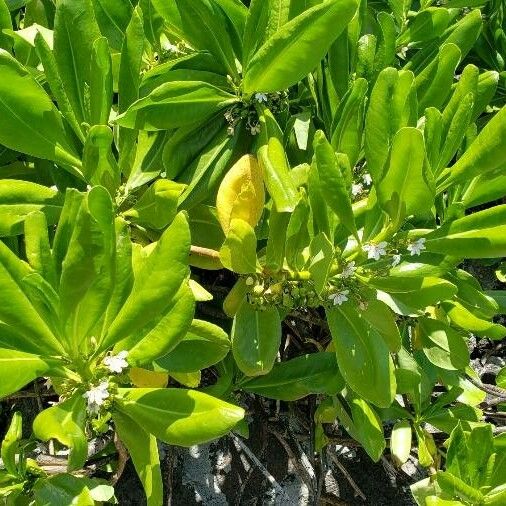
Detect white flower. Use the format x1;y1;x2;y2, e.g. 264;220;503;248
86;184;92;191
352;183;363;196
362;173;372;186
245;276;255;286
391;254;401;267
340;261;356;279
407;238;426;256
103;351;129;374
329;290;349;306
255;93;268;103
83;381;109;414
363;241;388;261
249;123;261;135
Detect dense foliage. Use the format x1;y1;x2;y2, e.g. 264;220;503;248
0;0;505;504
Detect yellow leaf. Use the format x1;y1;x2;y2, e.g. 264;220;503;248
171;371;201;388
216;154;264;234
129;367;168;388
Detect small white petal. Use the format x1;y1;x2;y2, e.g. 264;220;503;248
352;183;363;196
391;254;401;267
362;173;372;186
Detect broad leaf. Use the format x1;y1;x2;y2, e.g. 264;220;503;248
0;50;81;167
243;0;358;94
115;388;244;446
327;305;396;407
232;304;281;376
242;352;344;400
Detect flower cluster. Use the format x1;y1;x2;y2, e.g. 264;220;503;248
362;238;426;265
82;351;129;415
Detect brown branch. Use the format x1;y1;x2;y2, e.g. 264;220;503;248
466;375;506;400
111;434;129;485
327;447;366;502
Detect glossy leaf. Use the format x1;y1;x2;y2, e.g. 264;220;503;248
232;304;281;376
313;130;357;238
0;50;81;167
0;180;63;237
53;0;102;125
220;218;258;274
327;305;396;407
114;410;163;506
116;81;237;131
0;349;55;399
154;319;230;373
115;388;244;446
242;352;344;401
243;0;358;94
376;127;434;226
33;393;87;471
425;205;506;258
102;212;191;350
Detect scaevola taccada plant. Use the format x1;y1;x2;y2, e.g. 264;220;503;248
0;0;505;504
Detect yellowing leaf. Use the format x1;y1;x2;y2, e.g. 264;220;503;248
129;367;168;388
216;154;264;234
171;371;201;388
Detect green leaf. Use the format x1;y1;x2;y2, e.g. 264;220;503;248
330;78;368;167
171;0;239;78
123;180;184;230
33;393;87;471
118;4;144;176
438;106;506;190
232;304;281;376
369;276;458;312
0;180;63;237
425;204;506;259
243;0;358;94
390;420;412;466
0;49;81;167
361;299;401;352
415;43;461;112
115;388;244;446
348;395;386;462
91;0;134;51
1;412;22;476
397;8;450;46
34;31;85;144
102;212;191;350
257;106;299;212
436;471;484;504
58;187;115;352
82;126;121;195
265;209;290;272
0;349;54;399
365;68;417;182
0;242;62;355
118;282;195;366
220;218;258;274
116;81;238;131
242;352;344;401
418;317;470;371
113;410;163;506
326;305;396;407
441;301;506;340
53;0;102;126
376;127;434;226
284;192;310;271
154;319;230;373
89;36;113;127
313;130;357;238
308;232;334;294
34;475;115;505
